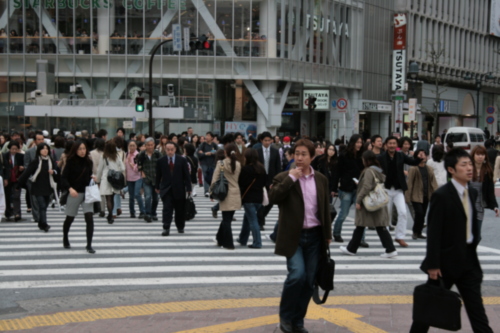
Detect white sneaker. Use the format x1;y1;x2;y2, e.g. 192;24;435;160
192;193;197;197
380;251;398;258
205;192;209;197
212;237;219;246
339;246;355;256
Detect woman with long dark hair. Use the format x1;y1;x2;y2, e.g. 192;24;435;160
315;143;338;201
211;143;241;250
237;148;267;248
18;143;59;232
61;141;96;253
96;140;125;224
331;134;367;246
340;150;397;257
471;145;499;236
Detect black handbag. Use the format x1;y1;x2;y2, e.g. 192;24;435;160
412;278;462;331
312;247;335;305
185;195;197;221
210;161;228;201
105;158;126;190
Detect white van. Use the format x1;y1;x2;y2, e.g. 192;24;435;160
444;127;486;152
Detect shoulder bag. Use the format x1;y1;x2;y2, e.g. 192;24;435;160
362;168;389;212
105;158;126;190
184;194;197;221
210;161;228;201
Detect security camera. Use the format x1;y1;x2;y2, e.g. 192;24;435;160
31;90;42;98
76;84;82;89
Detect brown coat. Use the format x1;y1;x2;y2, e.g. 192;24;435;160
405;165;438;203
211;158;242;211
269;170;332;257
355;166;389;228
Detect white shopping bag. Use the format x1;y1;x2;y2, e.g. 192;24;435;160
85;179;101;204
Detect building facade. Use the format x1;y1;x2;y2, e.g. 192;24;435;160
0;0;364;140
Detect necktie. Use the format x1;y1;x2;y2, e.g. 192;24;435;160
462;188;471;241
169;158;174;173
265;148;270;174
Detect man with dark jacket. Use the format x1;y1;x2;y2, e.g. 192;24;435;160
269;139;331;333
257;131;281;229
410;148;493;332
485;139;498;169
197;132;218;197
377;136;421;247
24;132;45;223
155;142;191;236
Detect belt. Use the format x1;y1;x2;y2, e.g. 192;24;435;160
301;226;321;233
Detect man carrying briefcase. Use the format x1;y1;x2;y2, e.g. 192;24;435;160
410;148;493;332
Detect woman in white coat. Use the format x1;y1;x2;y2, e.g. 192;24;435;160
96;140;125;224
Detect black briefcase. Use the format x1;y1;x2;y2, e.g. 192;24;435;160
412;279;462;331
312;247;335;305
185;195;197;221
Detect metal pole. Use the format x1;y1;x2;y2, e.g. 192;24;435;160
476;80;480;129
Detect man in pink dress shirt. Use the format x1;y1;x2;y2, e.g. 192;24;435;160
269;139;332;333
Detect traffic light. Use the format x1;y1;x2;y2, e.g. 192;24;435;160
203;40;213;50
308;96;317;111
135;97;145;112
197;34;207;50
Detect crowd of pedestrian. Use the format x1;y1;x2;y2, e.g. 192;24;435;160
0;126;498;332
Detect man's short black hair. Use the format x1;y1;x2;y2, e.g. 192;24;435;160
116;127;125;134
234;132;243;139
384;136;399;144
444;148;471;174
399;136;413;149
96;129;108;138
205;131;214;138
261;131;273;140
129;132;136;140
371;134;382;143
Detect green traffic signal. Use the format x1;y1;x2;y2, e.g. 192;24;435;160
135;97;145;112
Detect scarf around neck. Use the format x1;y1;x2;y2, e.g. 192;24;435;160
31;156;57;190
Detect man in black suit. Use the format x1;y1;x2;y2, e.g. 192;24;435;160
410;148;493;332
377;136;421;247
155;142;192;236
257;131;281;229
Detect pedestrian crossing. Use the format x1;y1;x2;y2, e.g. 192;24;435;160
0;193;500;291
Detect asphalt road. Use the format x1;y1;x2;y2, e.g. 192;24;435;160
0;192;499;320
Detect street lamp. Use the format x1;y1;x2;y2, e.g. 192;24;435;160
463;72;495;128
407;61;419;138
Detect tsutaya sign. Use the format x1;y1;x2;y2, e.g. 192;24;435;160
288;12;350;38
13;0;186;10
392;13;407;91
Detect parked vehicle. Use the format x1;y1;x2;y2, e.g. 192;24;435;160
444;127;486;152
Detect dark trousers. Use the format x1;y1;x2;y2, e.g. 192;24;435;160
410;248;492;333
347;226;395;254
216;211;235;249
35;195;50;229
258;203;273;227
280;227;321;328
161;192;186;231
5;183;21;218
412;199;429;235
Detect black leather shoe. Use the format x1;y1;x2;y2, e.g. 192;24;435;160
130;213;136;218
212;210;217;219
292;326;309;333
359;241;369;248
86;246;96;254
260;226;265;231
178;229;184;234
43;225;51;232
162;230;170;236
279;318;294;333
14;215;21;222
152;216;158;221
144;215;152;223
99;212;105;218
107;216;114;224
63;240;71;249
333;235;343;243
248;245;261;249
138;213;145;219
389;226;395;231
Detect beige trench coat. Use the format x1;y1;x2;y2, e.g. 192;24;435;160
211;158;241;211
354;166;390;228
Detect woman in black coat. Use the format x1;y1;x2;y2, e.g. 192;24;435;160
237;148;267;248
18;143;59;232
2;141;24;221
315;143;338;201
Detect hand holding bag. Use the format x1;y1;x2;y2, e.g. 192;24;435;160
85;179;101;204
362;169;389;212
313;247;335;305
413;278;462;331
210;161;228;201
185;194;197;221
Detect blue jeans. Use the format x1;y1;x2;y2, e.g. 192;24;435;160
143;182;159;217
127;180;145;215
201;163;214;193
239;203;262;247
112;191;123;215
280;227;321;327
333;190;356;237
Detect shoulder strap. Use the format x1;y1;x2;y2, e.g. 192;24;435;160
368;168;379;183
241;178;257;200
105;157;109;166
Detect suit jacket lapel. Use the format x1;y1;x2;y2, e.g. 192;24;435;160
447;182;466;220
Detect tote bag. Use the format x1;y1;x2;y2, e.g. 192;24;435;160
85;179;101;204
362;169;389;212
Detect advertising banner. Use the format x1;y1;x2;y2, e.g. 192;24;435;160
393;14;407;50
303;90;330;110
408;98;417;122
224;122;257;140
392;13;407;91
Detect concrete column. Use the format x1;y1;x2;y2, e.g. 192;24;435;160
259;0;277;58
97;4;115;55
256;80;282;133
